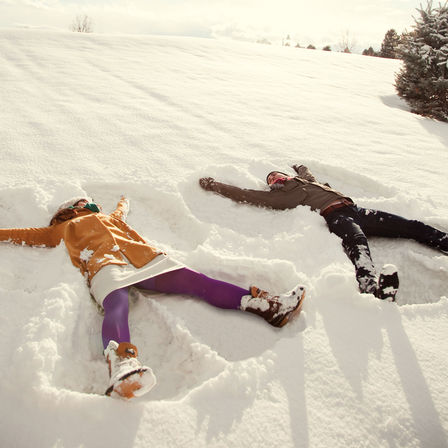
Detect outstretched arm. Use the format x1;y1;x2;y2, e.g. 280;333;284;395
110;196;130;221
199;177;290;209
0;226;58;247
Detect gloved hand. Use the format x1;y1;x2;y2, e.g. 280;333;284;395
199;177;217;191
120;195;130;212
291;164;303;175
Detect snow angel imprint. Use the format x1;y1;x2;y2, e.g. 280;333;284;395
0;196;306;399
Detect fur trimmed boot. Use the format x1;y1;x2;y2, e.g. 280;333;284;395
104;340;156;399
240;284;306;327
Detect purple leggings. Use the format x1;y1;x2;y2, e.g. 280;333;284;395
102;267;249;349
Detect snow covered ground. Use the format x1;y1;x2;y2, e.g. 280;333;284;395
0;29;447;448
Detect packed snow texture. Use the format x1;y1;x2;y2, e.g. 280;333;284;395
0;29;447;448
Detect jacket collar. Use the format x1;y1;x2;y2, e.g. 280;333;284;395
50;207;94;226
270;177;301;192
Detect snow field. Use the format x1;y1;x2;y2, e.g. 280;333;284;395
0;29;447;447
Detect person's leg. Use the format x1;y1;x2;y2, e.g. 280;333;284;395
135;267;306;327
102;286;156;399
102;287;131;350
134;268;249;310
357;206;448;252
325;208;377;293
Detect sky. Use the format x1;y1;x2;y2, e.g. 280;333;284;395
0;0;426;51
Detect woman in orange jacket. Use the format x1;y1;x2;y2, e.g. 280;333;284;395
0;196;305;400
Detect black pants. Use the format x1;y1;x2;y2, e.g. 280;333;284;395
324;205;448;292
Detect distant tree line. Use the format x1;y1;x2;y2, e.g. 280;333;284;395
257;34;335;52
258;30;355;53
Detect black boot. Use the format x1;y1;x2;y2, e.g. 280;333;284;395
375;264;399;302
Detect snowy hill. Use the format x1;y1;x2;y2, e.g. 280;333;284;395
0;29;447;448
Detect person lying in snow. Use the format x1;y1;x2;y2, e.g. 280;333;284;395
0;196;305;400
199;165;448;302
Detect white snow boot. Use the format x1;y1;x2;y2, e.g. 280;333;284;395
104;340;156;399
240;284;306;327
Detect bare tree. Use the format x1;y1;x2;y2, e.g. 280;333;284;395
71;15;93;33
338;30;356;53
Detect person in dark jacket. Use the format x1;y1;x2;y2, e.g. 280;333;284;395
199;165;448;302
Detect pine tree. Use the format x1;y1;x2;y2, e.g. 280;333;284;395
395;1;448;121
362;46;377;56
380;29;400;58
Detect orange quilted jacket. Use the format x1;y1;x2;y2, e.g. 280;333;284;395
0;198;162;282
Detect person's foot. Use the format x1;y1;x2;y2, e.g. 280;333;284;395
240;284;306;327
104;341;156;399
375;264;399;302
